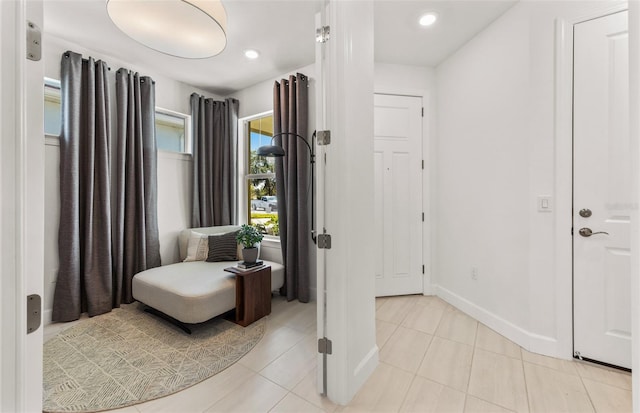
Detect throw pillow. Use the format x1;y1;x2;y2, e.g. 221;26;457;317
206;231;239;262
183;232;209;262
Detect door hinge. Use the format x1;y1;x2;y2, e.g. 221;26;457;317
318;337;333;354
422;160;424;170
27;294;41;334
422;212;425;222
318;233;332;249
26;21;42;61
422;265;425;274
571;227;574;236
316;26;330;43
317;130;331;146
421;107;424;117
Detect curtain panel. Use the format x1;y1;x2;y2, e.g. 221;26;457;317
53;51;113;321
53;51;161;322
274;73;311;302
113;69;161;305
190;94;239;227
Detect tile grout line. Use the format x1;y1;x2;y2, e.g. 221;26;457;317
395;306;442;411
521;347;533;413
385;297;434;413
576;370;601;413
463;319;480;394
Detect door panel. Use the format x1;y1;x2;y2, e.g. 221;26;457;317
374;94;422;297
573;10;631;369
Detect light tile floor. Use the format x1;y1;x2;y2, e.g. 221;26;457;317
44;294;632;413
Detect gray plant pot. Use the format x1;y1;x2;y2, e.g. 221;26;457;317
242;247;259;264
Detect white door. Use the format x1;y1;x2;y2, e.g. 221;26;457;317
374;94;423;297
573;10;631;369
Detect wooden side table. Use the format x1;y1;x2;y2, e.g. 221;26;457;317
224;265;272;327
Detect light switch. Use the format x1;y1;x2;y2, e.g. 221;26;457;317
538;196;552;212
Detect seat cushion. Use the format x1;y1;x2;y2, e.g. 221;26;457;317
132;260;285;324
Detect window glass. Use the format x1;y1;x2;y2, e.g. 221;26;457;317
156;109;189;153
246;115;277;235
44;79;61;136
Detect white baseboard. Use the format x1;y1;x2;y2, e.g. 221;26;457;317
435;285;565;359
43;309;53;326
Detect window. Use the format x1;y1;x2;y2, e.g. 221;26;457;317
44;78;61;136
156;108;190;153
244;113;278;236
42;77;191;154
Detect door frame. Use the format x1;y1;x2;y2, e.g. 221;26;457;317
373;88;432;296
1;0;45;411
554;0;632;389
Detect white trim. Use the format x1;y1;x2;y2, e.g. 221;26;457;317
45;135;60;146
436;285;563;358
554;1;629;362
1;2;20;409
553;16;575;364
627;3;640;410
15;3;29;409
374;87;433;297
157;149;192;162
44;77;60;89
237;110;276;228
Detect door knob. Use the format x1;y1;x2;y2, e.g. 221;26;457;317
578;227;609;237
579;209;592;218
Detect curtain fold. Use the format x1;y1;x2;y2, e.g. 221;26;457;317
274;73;310;302
113;69;161;305
53;51;113;321
53;51;162;322
191;94;239;227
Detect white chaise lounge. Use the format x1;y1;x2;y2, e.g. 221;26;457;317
132;225;284;331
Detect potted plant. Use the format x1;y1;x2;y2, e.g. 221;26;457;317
236;224;264;263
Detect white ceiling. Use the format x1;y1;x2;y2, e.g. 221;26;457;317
43;0;517;96
375;0;517;67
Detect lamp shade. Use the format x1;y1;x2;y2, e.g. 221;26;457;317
106;0;227;59
257;145;286;157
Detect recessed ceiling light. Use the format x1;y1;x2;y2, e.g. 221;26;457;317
419;13;438;27
244;49;260;59
107;0;227;59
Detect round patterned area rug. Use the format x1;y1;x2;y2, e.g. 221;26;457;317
43;303;266;412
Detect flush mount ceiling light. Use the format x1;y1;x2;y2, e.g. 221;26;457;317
244;49;260;59
106;0;227;59
419;13;438;27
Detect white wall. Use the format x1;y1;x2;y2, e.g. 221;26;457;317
43;35;219;113
434;0;626;358
43;34;221;323
374;62;434;94
231;63;315;119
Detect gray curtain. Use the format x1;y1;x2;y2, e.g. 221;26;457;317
53;51;113;321
191;94;239;227
274;73;311;302
113;69;161;305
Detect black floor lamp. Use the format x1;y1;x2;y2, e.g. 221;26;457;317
257;131;317;243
